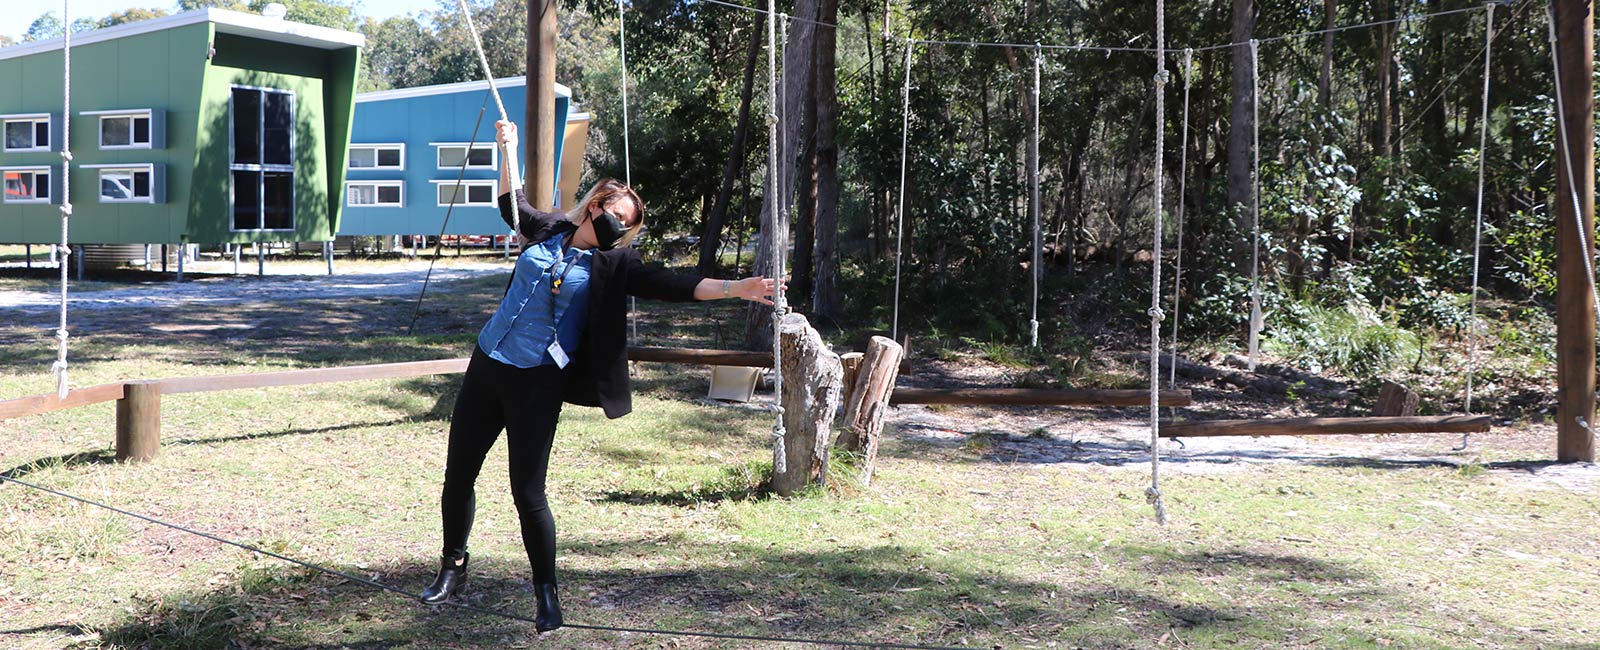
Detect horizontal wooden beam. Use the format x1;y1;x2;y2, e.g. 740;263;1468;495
1160;415;1492;438
158;358;471;395
627;346;774;368
890;388;1191;407
0;382;125;421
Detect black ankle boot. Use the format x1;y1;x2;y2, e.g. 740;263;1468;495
534;583;563;632
420;552;469;605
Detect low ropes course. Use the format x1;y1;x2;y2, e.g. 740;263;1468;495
0;473;979;650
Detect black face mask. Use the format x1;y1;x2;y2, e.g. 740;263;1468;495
592;210;628;251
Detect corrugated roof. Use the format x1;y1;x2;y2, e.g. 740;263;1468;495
0;8;363;62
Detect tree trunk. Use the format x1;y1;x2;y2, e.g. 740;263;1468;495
747;0;819;349
813;0;843;324
1227;0;1257;255
1375;0;1394;160
700;15;765;276
793;31;821;310
1319;0;1335;107
771;313;843;496
836;336;903;485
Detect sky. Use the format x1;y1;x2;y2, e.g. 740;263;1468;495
2;0;441;42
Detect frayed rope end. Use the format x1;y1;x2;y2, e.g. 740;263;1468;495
1146;486;1168;526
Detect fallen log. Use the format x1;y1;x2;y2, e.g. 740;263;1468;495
1160;415;1491;438
890;388;1191;407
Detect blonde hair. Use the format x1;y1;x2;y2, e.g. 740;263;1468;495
566;178;645;248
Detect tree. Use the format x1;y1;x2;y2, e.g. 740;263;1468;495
811;0;842;323
1226;0;1257;254
360;15;440;91
98;8;169;28
24;12;64;41
699;14;765;276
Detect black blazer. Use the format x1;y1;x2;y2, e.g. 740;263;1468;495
498;190;704;419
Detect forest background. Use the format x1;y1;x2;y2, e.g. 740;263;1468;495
8;0;1597;418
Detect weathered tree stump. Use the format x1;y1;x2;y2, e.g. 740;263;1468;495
1373;380;1419;417
771;313;843;497
836;336;903;485
840;352;864;404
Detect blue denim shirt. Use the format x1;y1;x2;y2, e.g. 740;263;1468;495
477;233;593;368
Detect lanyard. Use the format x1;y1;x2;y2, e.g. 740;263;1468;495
548;233;582;296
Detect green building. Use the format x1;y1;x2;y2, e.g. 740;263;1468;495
0;8;363;246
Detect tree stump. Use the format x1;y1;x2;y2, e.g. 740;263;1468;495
1373;380;1419;417
771;313;843;497
840;352;864;405
836;336;903;485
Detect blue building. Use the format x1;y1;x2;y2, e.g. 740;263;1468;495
339;77;590;237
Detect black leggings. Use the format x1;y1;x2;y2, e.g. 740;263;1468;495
439;346;567;584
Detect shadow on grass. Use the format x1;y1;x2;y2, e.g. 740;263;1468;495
0;450;117;481
78;533;1466;650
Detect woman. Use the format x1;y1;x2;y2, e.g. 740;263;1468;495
420;120;779;632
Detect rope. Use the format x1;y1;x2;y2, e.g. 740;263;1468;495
1029;44;1041;348
1145;0;1169;526
617;0;639;345
409;96;491;336
52;0;73;400
1245;38;1262;372
456;0;521;188
1460;3;1495;450
1167;48;1193;390
766;0;787;474
891;38;912;342
0;473;980;650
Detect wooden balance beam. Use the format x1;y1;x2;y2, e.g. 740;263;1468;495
891;387;1191;407
1159;415;1491;438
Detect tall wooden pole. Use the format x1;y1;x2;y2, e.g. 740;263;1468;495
1554;0;1595;463
526;0;558;210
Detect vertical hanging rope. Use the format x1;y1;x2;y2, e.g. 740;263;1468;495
52;0;74;400
1146;0;1169;526
617;0;639;344
891;38;912;342
766;0;787;474
1246;38;1262;372
1168;48;1193;390
1029;44;1042;348
1461;3;1495;449
456;0;520;187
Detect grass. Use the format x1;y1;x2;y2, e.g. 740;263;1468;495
2;267;1598;649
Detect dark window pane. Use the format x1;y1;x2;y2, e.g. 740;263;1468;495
102;117;131;147
466;146;492;167
134;171;150;198
468;185;492;203
378;185;401;204
264;92;292;165
36;172;50;200
232;170;260;230
35;121;48;148
377;148;400;167
5;122;30;148
262;172;294;230
233;89;260;164
133;117;150;144
349;148;375;168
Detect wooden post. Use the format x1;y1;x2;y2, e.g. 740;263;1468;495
839;352;864;405
526;0;558;210
771;313;843;497
837;336;903;485
1372;380;1418;417
115;381;161;462
1554;0;1595;462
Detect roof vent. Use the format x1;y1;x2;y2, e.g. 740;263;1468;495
261;3;288;19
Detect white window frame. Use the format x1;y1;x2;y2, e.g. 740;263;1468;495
348;143;405;171
431;142;496;170
82;163;163;204
431;179;498;207
229;85;297;233
2;114;52;152
0;165;53;204
347;180;405;208
84;109;155;150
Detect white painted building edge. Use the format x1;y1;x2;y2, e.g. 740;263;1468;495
0;8;364;62
355;77;574;104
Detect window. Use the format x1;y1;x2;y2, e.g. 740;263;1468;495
90;110;156;149
84;164;164;203
434;180;496;206
230;87;295;231
1;167;52;203
2;114;51;152
434;143;494;169
349;144;404;170
348;181;404;207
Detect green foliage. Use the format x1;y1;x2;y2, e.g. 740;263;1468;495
1265;299;1422;378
